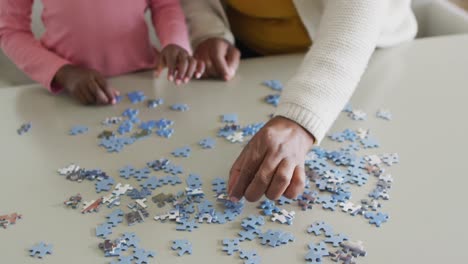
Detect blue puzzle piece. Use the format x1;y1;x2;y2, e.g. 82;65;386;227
117;120;133;135
186;173;202;188
221;114;238;123
127;91;146;104
69;125;88;135
147;98;164;108
155;118;174;129
211;178;226;194
140;176;161;189
127;187;152;200
277;196;293;205
364;212;389;227
265;94;280;107
238;229;260;241
199;137;216;149
176;219;198;232
132;248;155;264
342;103;353;113
172;146;192;158
197;200;214;214
160;175;182;185
121;232;140;248
259;229;283;247
17;122;32;135
106;209;124;227
361;136;380;149
222;239;240;255
240;249;261;264
305;242;329;263
172;240;192;256
171;103;189;111
111;255;133;264
96;223;113;238
29;242;53;258
139;120;158;130
119;165;135;179
241;215;265;230
96;177;115;193
164;164;183;175
307;221;334;237
324;233;349;247
147;158;170;171
133;168;150;181
122;108;139;119
156;128;174;138
242;122;265;136
263;79;283;91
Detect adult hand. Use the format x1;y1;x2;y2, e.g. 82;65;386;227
155;44;205;85
193;38;240;81
228;116;315;202
54;65;119;105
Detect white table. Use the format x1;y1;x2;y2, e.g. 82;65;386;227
1;34;467;264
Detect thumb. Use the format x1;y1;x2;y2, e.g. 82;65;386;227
225;46;240;80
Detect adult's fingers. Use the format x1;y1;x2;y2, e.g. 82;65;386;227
195;61;205;79
244;152;283;202
230;146;267;202
283;166;306;199
225;46;241;80
265;159;295;200
182;57;197;83
211;51;230;80
228;144;250;195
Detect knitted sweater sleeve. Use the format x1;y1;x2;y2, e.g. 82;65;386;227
274;0;386;144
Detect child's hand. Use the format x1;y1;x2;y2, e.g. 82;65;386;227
155;44;205;85
54;65;119;105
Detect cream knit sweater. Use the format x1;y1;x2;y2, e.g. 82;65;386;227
181;0;418;143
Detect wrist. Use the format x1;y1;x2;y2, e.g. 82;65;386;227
53;64;73;87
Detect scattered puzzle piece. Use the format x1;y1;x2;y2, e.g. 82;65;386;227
29;242;53;259
69;125;88;135
172;239;192;256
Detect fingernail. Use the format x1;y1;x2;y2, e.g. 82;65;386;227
184;77;189;83
169;75;174;82
230;196;239;203
195;73;201;79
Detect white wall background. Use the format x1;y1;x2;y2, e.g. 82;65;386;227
1;0;467;87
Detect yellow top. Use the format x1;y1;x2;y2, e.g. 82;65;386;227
226;0;312;55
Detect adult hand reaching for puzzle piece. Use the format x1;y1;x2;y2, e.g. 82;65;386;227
228;116;315;202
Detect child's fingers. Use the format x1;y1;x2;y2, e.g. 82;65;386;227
183;57;198;83
89;81;107;105
74;88;88;105
175;53;189;85
94;75;114;104
195;61;206;79
166;53;177;82
112;88;120;96
81;85;95;104
154;55;166;78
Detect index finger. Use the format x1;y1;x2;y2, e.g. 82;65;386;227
210;49;230;80
229;146;266;202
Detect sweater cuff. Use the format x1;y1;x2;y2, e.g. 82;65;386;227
274;102;328;145
192;31;235;49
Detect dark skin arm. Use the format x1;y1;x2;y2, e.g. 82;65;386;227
53;65;119;105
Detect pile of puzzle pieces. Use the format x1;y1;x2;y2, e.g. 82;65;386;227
14;81;398;263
